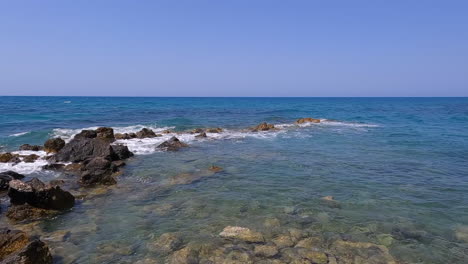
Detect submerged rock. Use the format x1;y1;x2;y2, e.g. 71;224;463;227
208;165;223;172
147;233;184;254
43;138;65;153
6;204;57;222
296;117;321;124
219;226;265;243
136;128;157;139
0;171;25;191
169;246;199;264
0;228;53;264
254;244;278;257
454;225;468;242
19;144;43;151
252;122;275;132
157;137;188;151
331;240;396;264
80;157;116;186
272;234;295;249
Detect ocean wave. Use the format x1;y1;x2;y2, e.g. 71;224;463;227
0;150;50;174
9;131;29;137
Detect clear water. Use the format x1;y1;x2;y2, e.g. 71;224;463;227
1;97;468;263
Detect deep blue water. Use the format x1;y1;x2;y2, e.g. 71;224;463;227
1;96;468;263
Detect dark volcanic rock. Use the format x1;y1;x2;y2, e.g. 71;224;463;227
22;154;39;163
43;138;65;153
8;178;75;210
111;144;134;160
0;228;52;264
42;163;65;171
96;127;115;142
115;132;137;140
157;137;189;151
19;144;43;151
252;122;275;132
80;157;116;186
0;171;25;191
136;128;157;139
54;138;115;163
74;130;97;139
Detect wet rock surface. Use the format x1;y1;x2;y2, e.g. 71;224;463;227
43;138;65;153
54;137;115;163
0;228;52;264
80;157;116;185
157;136;189;151
296;117;321;124
252;122;276;132
136;128;157;139
19;144;43;151
0;171;25;191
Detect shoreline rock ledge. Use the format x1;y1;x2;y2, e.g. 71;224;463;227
0;228;53;264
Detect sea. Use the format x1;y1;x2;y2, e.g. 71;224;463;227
0;96;467;263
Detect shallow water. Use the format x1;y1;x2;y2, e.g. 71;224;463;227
1;97;468;263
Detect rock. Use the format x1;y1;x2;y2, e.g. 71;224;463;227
54;137;115;163
296;118;321;124
252;122;275;132
112;160;126;168
96;127;115;142
8;178;75;210
8;180;33;205
454;225;468;242
115;132;138;140
206;128;223;133
208;165;223;172
254;244;278;257
6;205;57;222
147;233;183;254
162;130;172;134
111;144;133;160
74;130;97;139
64;163;83;172
25;178;75;210
195;132;207;138
219;226;265;243
376;234;394;247
19;144;43;151
43;138;65;153
80;157;116;185
169;246;199;264
295;248;328;264
263;218;281;229
0;229;53;264
295;237;322;249
22;154;39;163
331;240;396;264
320;196;341;209
0;171;25;191
190;128;205;134
41;163;65;171
136;128;157;139
0;153;15;163
272;234;295;249
157;137;188;151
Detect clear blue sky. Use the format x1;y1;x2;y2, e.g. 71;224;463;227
1;0;467;96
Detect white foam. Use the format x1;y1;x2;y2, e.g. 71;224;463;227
0;150;49;174
9;131;29;137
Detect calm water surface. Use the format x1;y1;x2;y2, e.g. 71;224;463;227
0;97;467;263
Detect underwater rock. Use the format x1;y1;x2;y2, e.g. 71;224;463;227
331;240;396;264
254;244;278;257
0;228;52;264
147;232;184;254
320;196;341;209
0;171;25;191
157;136;189;151
208;165;223;172
6;205;57;222
169;246;199;264
252;122;275;132
43;138;65;153
454;225;468;242
296;117;321;124
80;157;116;185
19;144;43;151
74;130;97;139
195;132;207;138
96;127;115;142
272;234;295;249
219;226;265;243
136;128;157;139
294;237;323;249
111;144;134;160
263;218;281;229
206;128;223;133
8;178;75;210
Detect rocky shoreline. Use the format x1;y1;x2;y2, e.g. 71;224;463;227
0;117;402;264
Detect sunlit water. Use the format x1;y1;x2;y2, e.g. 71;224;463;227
1;97;468;263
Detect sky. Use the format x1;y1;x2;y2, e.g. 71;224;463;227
0;0;467;97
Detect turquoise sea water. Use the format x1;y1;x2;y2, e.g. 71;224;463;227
1;97;468;263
